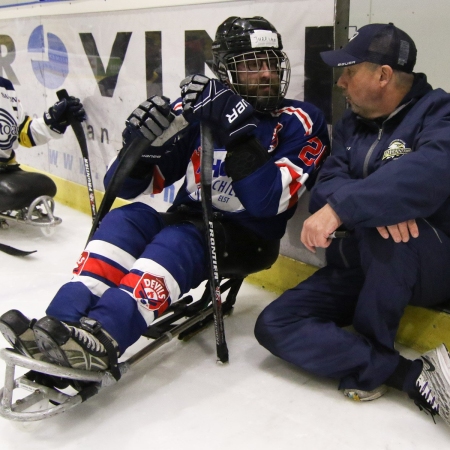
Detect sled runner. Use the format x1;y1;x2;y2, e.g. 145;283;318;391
0;259;277;421
0;121;281;421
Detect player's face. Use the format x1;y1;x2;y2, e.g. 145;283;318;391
235;52;281;100
337;63;383;119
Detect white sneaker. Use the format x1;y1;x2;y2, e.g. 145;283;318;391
412;343;450;427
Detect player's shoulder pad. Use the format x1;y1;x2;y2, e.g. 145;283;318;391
0;76;14;91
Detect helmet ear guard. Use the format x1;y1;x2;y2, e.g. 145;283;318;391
211;16;291;112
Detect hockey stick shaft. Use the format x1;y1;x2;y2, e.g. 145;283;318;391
86;138;150;243
56;89;97;221
0;242;36;257
86;114;189;242
200;123;229;363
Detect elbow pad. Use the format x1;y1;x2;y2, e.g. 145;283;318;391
225;135;270;181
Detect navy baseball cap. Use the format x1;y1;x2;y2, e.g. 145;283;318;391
320;23;417;73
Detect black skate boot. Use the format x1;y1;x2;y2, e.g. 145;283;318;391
0;309;40;358
33;316;120;376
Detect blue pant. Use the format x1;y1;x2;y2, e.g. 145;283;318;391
255;220;450;391
47;202;278;354
47;203;209;353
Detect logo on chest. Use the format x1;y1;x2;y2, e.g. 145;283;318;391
382;139;412;160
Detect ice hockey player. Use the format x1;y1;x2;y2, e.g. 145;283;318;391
0;16;329;382
255;23;450;428
0;76;85;171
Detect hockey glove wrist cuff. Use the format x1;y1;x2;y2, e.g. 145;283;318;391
225;135;270;181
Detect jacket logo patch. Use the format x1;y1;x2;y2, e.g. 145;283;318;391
382;139;412;160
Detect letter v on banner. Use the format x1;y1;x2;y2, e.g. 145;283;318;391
79;32;132;98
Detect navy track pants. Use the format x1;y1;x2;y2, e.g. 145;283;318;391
255;220;450;391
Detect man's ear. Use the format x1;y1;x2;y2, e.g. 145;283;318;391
379;65;394;87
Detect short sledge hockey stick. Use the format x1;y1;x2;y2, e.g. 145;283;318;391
85;137;150;243
56;89;97;222
0;242;36;257
86;114;189;242
200;123;229;364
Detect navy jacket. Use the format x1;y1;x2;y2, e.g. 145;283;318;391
311;73;450;237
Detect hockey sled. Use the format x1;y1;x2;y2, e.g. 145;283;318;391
0;168;61;233
0;240;279;422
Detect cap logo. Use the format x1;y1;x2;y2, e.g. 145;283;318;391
337;61;356;66
250;30;279;48
398;40;410;66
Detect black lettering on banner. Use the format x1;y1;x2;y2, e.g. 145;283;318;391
86;124;94;140
185;30;213;77
101;127;109;144
145;31;162;98
80;32;132;98
0;35;19;84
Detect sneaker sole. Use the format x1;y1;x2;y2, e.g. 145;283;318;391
344;385;388;402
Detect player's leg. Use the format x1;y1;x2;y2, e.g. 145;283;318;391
33;223;209;371
1;202;164;358
46;202;165;322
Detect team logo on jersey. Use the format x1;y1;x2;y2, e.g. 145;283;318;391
269;123;283;152
0;109;18;151
382;139;412;160
134;272;170;313
73;251;89;275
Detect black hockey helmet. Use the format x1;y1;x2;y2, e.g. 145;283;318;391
211;16;291;112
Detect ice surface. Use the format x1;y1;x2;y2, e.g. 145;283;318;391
0;203;448;448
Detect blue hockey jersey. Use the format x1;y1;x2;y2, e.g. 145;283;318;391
106;97;330;240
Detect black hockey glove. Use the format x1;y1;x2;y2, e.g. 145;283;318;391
43;97;86;134
180;75;259;145
122;95;174;149
120;96;175;179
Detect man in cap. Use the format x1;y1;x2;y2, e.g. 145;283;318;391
255;23;450;428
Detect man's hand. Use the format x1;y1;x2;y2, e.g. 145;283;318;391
376;219;419;243
301;204;343;253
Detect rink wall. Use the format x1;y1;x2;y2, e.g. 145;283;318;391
5;0;450;354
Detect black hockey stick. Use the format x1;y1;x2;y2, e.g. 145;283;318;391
56;89;97;222
86;114;189;242
0;242;36;257
200;123;229;364
86;137;150;243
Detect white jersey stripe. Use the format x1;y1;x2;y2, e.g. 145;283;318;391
85;239;136;270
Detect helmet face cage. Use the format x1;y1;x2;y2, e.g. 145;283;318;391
221;50;290;113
